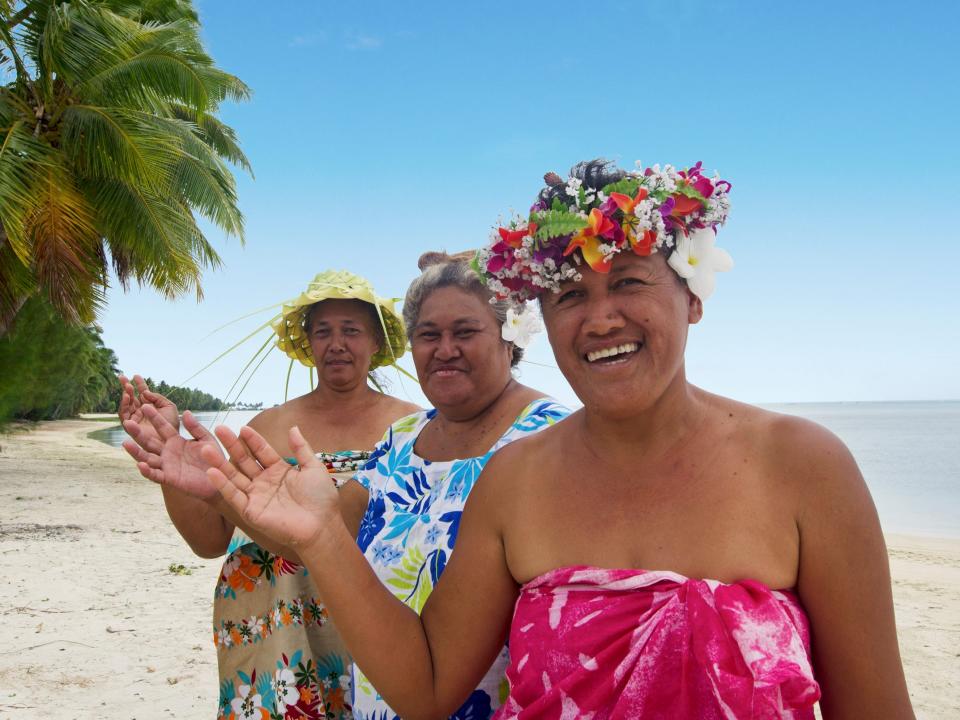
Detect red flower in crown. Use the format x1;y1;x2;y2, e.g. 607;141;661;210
497;222;537;249
564;208;622;272
631;229;657;257
608;187;649;215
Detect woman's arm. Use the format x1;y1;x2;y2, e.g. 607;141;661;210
208;426;519;720
203;424;370;557
125;404;368;560
787;420;914;719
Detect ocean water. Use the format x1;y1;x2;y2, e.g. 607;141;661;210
89;408;261;448
91;401;960;538
760;401;960;538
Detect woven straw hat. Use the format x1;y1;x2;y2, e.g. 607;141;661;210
271;269;406;370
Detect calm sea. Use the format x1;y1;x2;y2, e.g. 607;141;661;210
90;401;960;538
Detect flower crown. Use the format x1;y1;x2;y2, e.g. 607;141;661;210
475;160;733;304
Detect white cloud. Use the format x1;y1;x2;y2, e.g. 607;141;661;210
289;31;325;48
345;32;382;50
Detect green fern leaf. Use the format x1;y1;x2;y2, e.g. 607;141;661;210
602;178;642;197
532;210;587;240
673;183;707;204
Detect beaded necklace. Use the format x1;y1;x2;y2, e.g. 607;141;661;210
283;449;372;476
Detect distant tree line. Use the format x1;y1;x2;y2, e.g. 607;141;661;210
0;296;227;426
140;378;229;413
228;401;264;410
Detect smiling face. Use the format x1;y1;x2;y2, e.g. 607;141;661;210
306;299;382;391
410;286;514;420
540;252;703;418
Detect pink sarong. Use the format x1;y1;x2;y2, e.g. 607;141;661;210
496;566;820;719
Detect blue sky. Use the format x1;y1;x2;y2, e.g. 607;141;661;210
100;0;960;409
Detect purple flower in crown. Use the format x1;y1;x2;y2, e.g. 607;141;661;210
598;196;619;215
659;196;676;230
601;210;626;246
485;251;509;274
533;240;566;268
679;161;716;198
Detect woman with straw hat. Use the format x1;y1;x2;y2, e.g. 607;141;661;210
119;269;419;720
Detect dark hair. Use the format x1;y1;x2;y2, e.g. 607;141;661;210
536;158;626;209
303;300;386;348
404;252;524;367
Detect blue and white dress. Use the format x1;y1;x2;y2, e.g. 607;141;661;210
351;398;570;720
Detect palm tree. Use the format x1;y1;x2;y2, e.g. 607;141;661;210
0;0;251;335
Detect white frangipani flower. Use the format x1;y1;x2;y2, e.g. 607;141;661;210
501;307;542;349
273;668;299;710
667;228;734;300
230;684;264;720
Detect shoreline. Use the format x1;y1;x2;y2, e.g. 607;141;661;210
1;419;958;718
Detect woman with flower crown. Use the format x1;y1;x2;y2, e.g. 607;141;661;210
124;256;569;719
203;159;915;719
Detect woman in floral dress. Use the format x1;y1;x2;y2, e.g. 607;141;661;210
344;254;568;717
120;270;419;720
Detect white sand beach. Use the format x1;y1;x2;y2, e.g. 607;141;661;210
0;420;957;719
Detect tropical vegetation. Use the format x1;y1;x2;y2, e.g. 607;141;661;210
137;375;227;412
0;0;251;336
0;294;120;421
0;295;227;424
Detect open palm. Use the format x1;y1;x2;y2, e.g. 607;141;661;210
122;404;221;499
119;373;179;433
205;425;340;550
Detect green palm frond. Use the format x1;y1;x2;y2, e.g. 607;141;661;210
168;103;252;174
164;116;244;237
28;163;104;323
0;117;54;261
103;0;199;26
173;195;223;272
191;64;251;106
90;177;215;296
75;28;216;110
0;240;37;331
34;3;248;110
60;104;178;188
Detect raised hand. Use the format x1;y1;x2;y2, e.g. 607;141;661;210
122;405;222;499
118;374;180;447
205;425;340;550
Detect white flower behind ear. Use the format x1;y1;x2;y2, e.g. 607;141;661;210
667;228;734;300
501;307;542;349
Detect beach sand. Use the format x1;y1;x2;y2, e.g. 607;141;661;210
0;420;957;719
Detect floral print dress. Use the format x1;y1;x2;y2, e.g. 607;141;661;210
215;469;357;720
351;399;570;720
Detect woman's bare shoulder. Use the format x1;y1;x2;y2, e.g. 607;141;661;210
247;404;285;432
379;394;422;420
703;391;861;495
485;408;577;475
701;390;845;451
